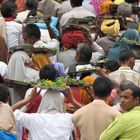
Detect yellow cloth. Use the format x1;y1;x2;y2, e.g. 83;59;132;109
32;53;51;70
100;0;113;14
101;19;120;36
114;0;124;4
80;76;96;105
138;23;140;32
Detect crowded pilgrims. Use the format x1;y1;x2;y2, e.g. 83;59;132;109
0;0;140;140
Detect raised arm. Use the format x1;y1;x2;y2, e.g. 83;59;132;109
11;87;40;111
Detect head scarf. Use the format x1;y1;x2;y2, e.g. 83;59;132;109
100;0;113;14
80;76;96;105
37;91;64;114
5;51;39;82
108;29;140;60
101;19;120;36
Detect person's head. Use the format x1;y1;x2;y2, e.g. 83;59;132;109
0;84;10;103
103;60;120;74
119;50;135;68
131;45;140;59
22;24;41;44
93;77;113;99
120;81;140;111
39;64;57;81
26;0;39;10
75;43;92;62
101;19;120;37
70;0;83;7
100;0;113;14
120;29;140;45
117;2;132;17
1;0;17;18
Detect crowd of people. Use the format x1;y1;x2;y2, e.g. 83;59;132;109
0;0;140;140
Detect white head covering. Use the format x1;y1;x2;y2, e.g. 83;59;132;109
0;61;7;77
5;51;39;82
37;90;64;114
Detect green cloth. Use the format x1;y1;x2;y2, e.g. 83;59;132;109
100;106;140;140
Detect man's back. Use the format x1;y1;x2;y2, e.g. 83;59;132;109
72;99;121;140
14;110;74;140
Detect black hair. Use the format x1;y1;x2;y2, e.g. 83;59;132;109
77;43;92;62
120;81;140;98
104;60;120;72
1;1;17;18
131;45;140;59
39;64;57;81
70;0;83;7
23;24;41;39
93;77;113;98
0;84;10;103
119;50;135;63
26;0;39;10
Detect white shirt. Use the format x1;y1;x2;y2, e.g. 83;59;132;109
16;10;30;23
14;110;74;140
33;39;59;62
60;6;96;27
5;21;23;49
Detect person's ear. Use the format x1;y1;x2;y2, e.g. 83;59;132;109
135;97;140;104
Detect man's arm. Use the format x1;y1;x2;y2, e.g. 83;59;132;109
61;87;82;109
11;87;40;111
44;17;59;40
99;116;124;140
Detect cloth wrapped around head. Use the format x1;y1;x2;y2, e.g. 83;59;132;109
61;24;92;50
37;91;64;114
100;0;113;14
101;19;120;36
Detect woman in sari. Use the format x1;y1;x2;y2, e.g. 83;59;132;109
108;29;140;60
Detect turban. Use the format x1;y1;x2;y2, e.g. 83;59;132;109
101;19;120;36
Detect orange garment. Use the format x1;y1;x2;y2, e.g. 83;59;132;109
32;53;51;70
16;0;26;12
80;76;96;105
100;0;113;14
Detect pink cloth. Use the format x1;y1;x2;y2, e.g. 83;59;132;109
91;0;104;15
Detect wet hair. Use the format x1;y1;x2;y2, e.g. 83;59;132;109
1;1;17;18
104;60;120;72
76;43;92;62
23;24;41;39
119;50;135;63
26;0;39;10
93;77;113;98
120;81;140;98
70;0;83;7
39;64;57;81
0;84;10;103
